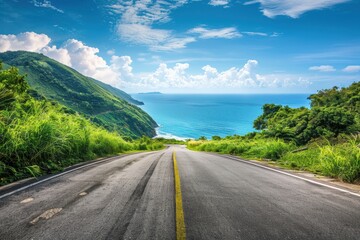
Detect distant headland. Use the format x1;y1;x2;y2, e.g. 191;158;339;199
138;92;163;95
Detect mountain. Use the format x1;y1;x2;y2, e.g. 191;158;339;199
0;51;157;138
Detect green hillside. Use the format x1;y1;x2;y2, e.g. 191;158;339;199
0;51;157;138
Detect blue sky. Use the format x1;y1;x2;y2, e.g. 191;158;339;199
0;0;359;93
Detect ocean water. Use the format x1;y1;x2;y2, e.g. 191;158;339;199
132;94;310;139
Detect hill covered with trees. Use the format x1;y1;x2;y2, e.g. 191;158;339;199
0;51;157;138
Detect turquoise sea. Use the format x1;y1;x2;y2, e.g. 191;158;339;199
132;94;310;139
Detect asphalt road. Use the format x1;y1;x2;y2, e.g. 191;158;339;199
1;145;360;240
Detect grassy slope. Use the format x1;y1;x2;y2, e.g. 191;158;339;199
0;51;157;138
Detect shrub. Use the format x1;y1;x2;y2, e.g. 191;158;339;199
319;142;360;182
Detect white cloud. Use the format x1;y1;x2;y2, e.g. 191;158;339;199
32;0;64;13
270;32;280;37
40;45;71;66
244;0;350;18
62;39;120;84
107;49;115;55
343;65;360;73
242;31;268;37
118;24;170;46
309;65;336;72
152;37;196;51
110;0;188;25
0;32;50;52
209;0;231;6
110;55;134;81
111;0;193;51
126;60;311;91
117;24;195;51
188;27;242;39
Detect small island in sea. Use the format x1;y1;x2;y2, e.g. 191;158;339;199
138;92;163;95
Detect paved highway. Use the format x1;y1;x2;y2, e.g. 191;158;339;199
0;145;360;240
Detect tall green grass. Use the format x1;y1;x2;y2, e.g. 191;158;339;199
0;99;141;185
0;103;163;185
188;138;294;160
318;138;360;182
0;66;163;185
189;135;360;183
279;148;321;172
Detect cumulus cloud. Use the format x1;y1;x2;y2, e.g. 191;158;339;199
309;65;336;72
127;60;311;90
188;27;242;39
342;65;360;73
110;55;134;80
61;39;120;85
209;0;231;7
32;0;64;13
0;32;50;52
40;45;71;66
244;0;350;18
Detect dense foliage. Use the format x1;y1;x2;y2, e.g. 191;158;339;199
0;65;162;185
0;51;157;138
254;82;360;145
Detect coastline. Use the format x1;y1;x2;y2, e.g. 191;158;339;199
153;127;193;141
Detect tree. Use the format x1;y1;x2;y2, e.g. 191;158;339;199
252;82;360;145
253;104;282;130
212;136;221;141
198;136;207;141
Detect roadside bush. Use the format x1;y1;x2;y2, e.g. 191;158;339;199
319;142;360;182
89;127;132;156
280;148;321;171
188;138;294;160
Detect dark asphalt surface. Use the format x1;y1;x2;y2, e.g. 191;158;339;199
1;145;360;240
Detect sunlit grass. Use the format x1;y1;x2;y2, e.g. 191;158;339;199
0;96;163;185
188;135;360;183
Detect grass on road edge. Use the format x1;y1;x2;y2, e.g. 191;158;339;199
187;136;360;184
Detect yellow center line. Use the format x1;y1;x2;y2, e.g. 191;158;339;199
173;151;186;240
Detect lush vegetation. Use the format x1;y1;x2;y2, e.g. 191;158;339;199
188;137;295;161
0;51;157;138
0;64;162;185
189;82;360;183
280;136;360;183
253;83;359;145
